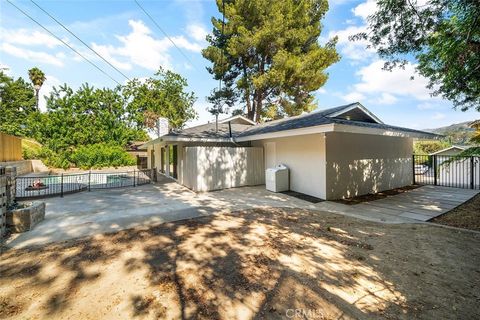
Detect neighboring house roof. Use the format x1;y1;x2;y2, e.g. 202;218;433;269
142;102;441;147
126;141;148;152
429;145;468;155
219;115;256;125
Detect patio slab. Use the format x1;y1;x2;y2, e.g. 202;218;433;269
328;185;479;224
3;179;478;249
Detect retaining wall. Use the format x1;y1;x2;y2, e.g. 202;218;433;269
0;167;6;238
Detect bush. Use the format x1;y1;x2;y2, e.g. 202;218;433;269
70;143;136;169
22;140;136;170
414;140;451;155
38;147;71;169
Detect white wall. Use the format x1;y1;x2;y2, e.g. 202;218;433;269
325;132;413;199
183;146;264;192
253;134;327;199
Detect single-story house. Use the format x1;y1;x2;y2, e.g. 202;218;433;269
429;146;468;157
126;141;148;169
142;102;438;200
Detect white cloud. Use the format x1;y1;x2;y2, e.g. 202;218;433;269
341;60;437;104
353;60;432;100
432;112;446;120
91;20;202;71
328;25;374;61
170;35;203;52
90;43;133;70
352;0;377;20
417;102;438;110
376;93;398;105
187;24;208;42
342;91;366;102
317;88;327;94
0;43;64;67
0;28;64;48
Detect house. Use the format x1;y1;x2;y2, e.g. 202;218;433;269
142;102;438;200
429;146;467;157
126;141;148;169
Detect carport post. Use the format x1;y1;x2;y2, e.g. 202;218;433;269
433;155;438;186
470;157;474;189
133;169;136;187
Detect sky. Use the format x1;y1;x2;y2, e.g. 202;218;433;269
0;0;478;131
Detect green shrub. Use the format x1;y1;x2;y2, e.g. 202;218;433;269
22;140;136;170
413;140;451;155
38;147;71;169
70;143;136;169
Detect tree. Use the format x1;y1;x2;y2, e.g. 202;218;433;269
0;71;37;136
123;68;197;135
352;0;480;111
37;83;147;152
28;67;46;111
202;0;339;122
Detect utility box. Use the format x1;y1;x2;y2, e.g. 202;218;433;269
266;164;289;192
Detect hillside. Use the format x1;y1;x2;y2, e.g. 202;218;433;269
424;121;475;144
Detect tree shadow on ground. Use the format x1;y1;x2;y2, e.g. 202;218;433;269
1;207;479;319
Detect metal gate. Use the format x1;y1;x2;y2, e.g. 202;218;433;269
16;168;157;200
413;155;480;189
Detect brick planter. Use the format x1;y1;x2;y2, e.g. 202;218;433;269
6;202;46;233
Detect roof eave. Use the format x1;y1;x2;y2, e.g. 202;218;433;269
141;135;232;146
236;123;442;141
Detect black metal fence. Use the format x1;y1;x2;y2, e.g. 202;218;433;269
16;168;156;199
413;155;480;189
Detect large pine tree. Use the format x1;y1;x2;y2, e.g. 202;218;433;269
202;0;339;122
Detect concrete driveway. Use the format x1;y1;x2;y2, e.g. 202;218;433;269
5;177;316;248
5;177;478;249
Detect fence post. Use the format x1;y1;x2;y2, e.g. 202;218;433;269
471;156;475;189
433;155;438;186
61;173;64;197
88;171;91;191
133;169;136;187
412;155;416;185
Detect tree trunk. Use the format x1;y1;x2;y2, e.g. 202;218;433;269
35;89;39;111
254;92;263;123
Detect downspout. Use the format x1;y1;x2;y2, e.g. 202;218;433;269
228;121;241;146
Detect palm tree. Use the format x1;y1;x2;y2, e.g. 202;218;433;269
28;67;46;111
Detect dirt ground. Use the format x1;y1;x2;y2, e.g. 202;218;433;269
431;193;480;231
1;208;479;320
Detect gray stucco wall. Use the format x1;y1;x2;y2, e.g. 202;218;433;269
325;132;413;200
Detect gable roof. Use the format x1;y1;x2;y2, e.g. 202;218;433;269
219;115;256;125
237;102;437;139
324;102;383;124
143;102;441;146
429;145;468;155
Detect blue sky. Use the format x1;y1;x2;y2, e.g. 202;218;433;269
1;0;478;130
